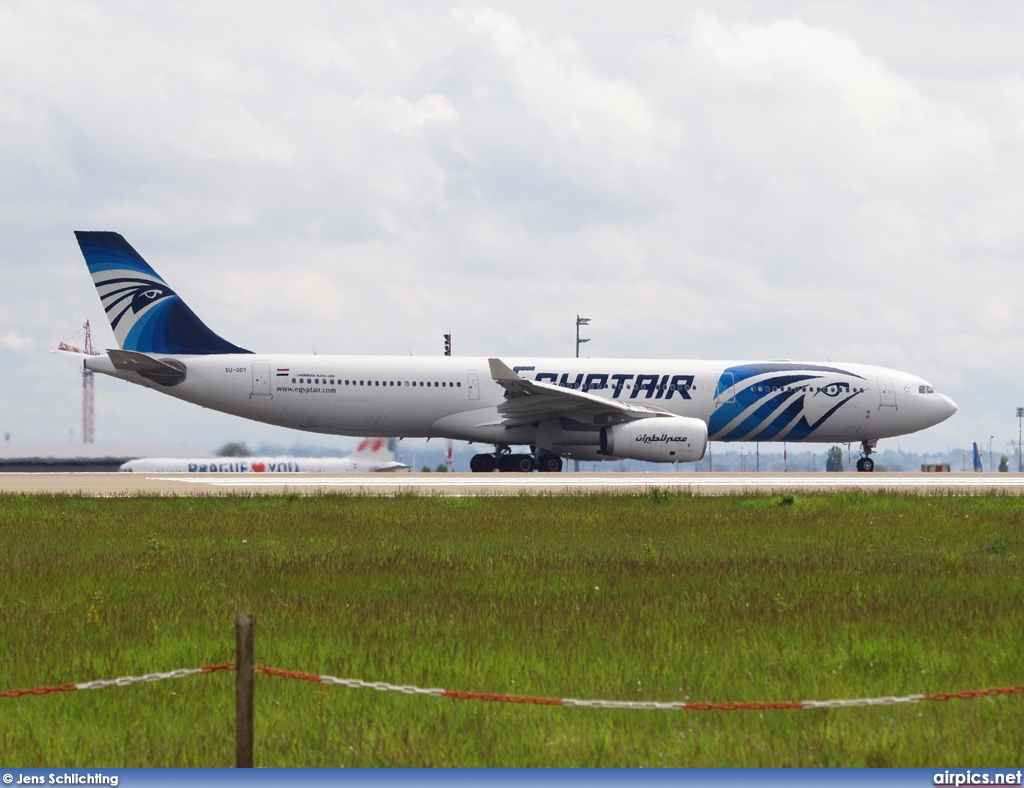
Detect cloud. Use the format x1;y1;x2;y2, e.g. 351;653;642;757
456;7;678;144
2;332;32;352
0;3;1021;452
357;94;458;136
691;13;991;167
453;6;681;202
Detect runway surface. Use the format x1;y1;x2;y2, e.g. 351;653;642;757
2;472;1023;496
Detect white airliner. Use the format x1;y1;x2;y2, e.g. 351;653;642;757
119;438;409;473
65;232;956;473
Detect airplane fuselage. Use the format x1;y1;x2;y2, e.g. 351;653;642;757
69;231;958;471
85;353;957;459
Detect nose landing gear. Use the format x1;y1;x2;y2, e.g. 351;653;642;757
856;440;877;472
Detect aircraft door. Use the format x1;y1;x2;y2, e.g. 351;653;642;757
467;372;480;401
252;364;271;396
709;370;742;440
876;376;897;409
714;371;736;408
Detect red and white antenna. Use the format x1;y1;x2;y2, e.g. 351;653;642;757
82;321;95;443
58;321;99;443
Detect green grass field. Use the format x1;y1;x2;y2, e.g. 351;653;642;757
0;492;1021;766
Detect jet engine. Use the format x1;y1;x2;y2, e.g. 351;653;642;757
599;416;708;463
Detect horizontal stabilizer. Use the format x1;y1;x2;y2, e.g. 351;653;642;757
108;349;187;386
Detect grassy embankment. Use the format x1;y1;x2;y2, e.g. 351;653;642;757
0;492;1021;766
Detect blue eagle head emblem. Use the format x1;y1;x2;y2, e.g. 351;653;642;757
816;382;851;398
98;276;178;331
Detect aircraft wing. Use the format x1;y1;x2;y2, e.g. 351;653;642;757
487;358;670;428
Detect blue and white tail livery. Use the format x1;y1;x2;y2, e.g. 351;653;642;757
75;231;249;355
71;232;957;473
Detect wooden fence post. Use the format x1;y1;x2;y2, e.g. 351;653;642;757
236;614;255;768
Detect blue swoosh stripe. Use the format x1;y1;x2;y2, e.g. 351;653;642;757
746;394;808;442
717;390;797;441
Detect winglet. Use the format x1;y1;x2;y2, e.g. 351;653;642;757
488;357;520;382
488;357;537;398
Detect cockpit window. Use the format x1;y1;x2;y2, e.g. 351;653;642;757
918;385;935;394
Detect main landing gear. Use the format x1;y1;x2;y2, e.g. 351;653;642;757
469;449;563;473
856;439;877;473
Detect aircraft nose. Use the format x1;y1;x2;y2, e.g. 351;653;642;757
938;394;957;422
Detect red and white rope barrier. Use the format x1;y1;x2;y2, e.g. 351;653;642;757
3;663;1022;711
0;663;233;699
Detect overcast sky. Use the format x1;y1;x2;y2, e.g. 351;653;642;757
2;1;1022;456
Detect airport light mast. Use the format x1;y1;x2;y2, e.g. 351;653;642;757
1018;407;1023;472
575;316;590;358
573;316;591;473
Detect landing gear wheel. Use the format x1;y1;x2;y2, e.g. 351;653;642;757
512;455;535;472
498;454;534;472
537;453;563;473
470;453;496;473
856;439;877;473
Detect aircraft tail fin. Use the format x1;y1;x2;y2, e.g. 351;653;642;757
350;438;397;461
973;442;984;472
74;231;251;355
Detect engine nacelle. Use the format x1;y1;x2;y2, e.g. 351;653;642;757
600;416;708;463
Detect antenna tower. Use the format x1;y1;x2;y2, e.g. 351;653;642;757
83;321;95;443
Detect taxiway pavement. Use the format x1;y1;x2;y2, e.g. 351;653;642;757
1;472;1022;496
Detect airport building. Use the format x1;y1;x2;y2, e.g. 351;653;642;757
0;444;213;473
